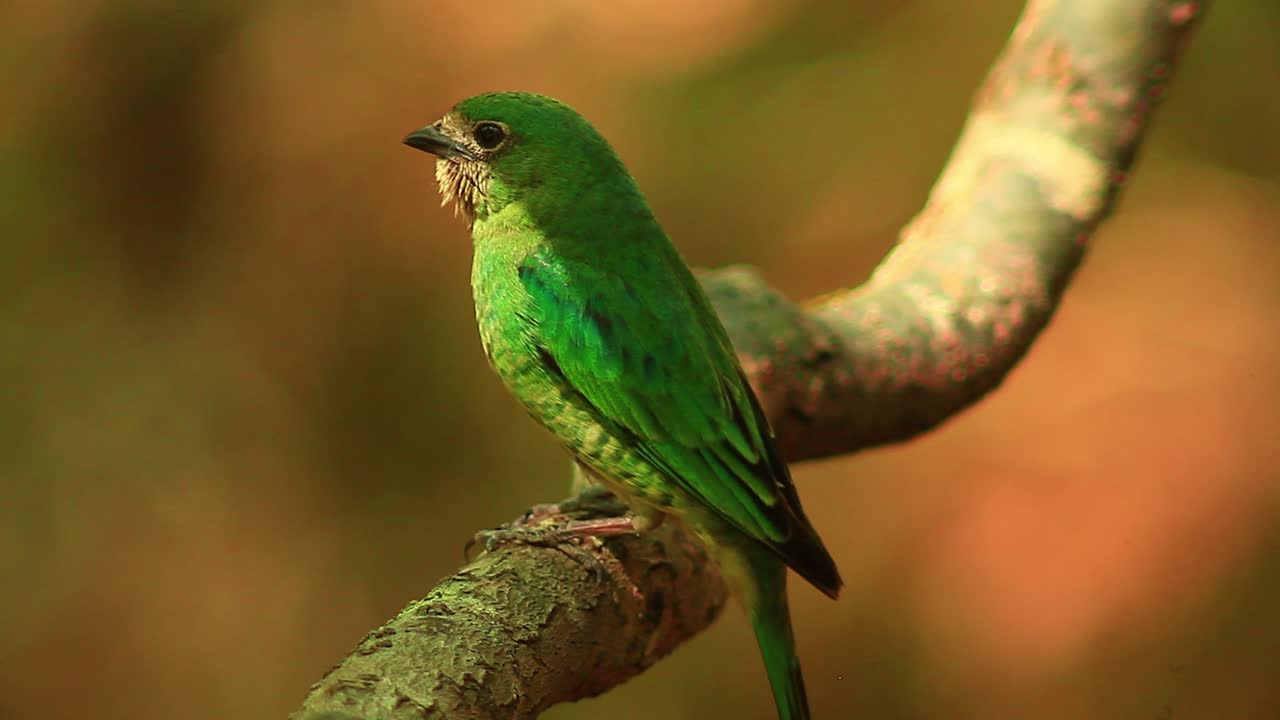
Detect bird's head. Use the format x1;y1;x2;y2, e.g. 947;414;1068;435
404;92;633;228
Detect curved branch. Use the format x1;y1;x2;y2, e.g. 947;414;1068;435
293;1;1205;717
710;0;1204;460
295;496;727;720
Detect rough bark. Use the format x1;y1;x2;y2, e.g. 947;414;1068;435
293;0;1206;717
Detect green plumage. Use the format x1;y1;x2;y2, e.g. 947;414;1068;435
407;92;841;720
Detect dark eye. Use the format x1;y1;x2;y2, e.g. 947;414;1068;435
473;122;506;150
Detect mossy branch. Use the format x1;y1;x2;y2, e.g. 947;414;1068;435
293;0;1205;717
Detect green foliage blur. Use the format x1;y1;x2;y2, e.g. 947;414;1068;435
2;1;1278;718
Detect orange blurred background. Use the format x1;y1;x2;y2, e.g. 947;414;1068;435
2;1;1278;718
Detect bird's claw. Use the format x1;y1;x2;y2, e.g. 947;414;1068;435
465;523;550;562
464;515;643;600
462;501;568;561
462;490;631;562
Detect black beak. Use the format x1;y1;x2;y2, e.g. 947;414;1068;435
403;125;477;161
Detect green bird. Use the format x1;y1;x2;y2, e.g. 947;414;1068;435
404;92;841;720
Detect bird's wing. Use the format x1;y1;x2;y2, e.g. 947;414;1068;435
517;247;799;546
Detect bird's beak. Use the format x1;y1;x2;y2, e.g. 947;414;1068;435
403;125;477;162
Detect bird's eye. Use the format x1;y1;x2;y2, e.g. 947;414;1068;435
473;122;507;150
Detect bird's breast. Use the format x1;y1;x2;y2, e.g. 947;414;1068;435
471;250;564;422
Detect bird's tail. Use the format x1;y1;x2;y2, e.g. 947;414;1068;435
731;543;811;720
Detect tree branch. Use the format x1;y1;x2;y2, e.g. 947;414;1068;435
293;0;1205;717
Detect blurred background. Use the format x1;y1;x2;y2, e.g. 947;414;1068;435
2;0;1278;718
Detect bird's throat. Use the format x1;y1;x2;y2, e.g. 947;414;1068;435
436;159;488;226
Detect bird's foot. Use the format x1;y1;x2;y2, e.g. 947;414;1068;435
469;513;649;600
464;488;619;560
464;488;659;601
473;515;642;555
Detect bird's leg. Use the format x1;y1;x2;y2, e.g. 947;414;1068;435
557;483;629;518
470;505;663;601
569;460;594;495
462;486;628;561
504;484;625;528
474;511;659;553
468;460;663;597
